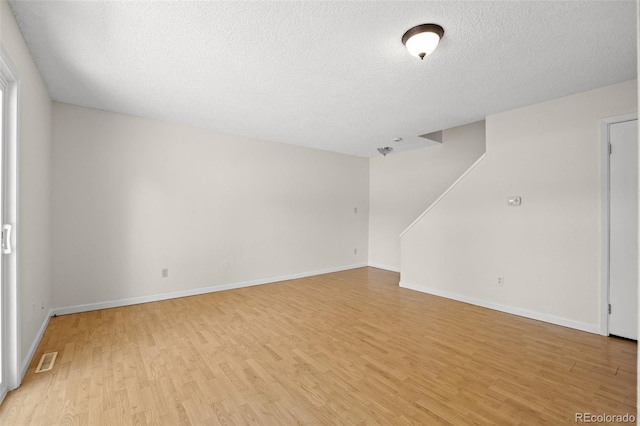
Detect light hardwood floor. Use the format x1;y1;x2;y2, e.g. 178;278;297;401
0;267;636;425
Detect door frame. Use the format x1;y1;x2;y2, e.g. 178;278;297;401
0;45;19;402
600;112;638;336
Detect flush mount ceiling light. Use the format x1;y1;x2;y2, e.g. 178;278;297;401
402;23;444;60
377;147;393;156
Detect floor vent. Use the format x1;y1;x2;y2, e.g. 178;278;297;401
34;352;58;373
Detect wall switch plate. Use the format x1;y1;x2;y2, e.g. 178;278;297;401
507;196;521;206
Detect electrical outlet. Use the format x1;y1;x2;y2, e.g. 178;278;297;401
162;268;169;278
497;276;504;286
354;248;357;255
354;207;358;214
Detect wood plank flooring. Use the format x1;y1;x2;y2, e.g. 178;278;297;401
0;267;636;425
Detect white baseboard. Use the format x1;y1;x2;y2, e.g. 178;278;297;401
20;309;53;381
399;281;599;334
368;262;400;273
52;263;368;316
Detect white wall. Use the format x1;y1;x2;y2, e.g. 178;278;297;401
368;121;485;272
52;102;369;310
1;0;52;371
401;80;637;332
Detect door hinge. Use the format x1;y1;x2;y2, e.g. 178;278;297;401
609;143;612;154
608;303;612;314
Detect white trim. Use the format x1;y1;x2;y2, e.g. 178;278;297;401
400;281;599;334
367;262;400;273
53;263;368;316
600;113;638;336
400;153;486;237
20;310;52;380
0;45;20;393
600;118;611;335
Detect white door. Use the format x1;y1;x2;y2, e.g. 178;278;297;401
609;119;638;340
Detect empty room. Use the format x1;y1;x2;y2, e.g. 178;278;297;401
0;0;638;424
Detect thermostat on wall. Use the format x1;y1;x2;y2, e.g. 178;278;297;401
507;196;522;206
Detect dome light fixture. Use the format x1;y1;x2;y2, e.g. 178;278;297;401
402;23;444;60
377;147;393;156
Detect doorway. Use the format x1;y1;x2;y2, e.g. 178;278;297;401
601;114;639;339
0;46;19;403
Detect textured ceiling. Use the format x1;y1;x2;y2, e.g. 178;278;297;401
8;1;637;157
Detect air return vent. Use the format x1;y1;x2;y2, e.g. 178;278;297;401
34;352;58;373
